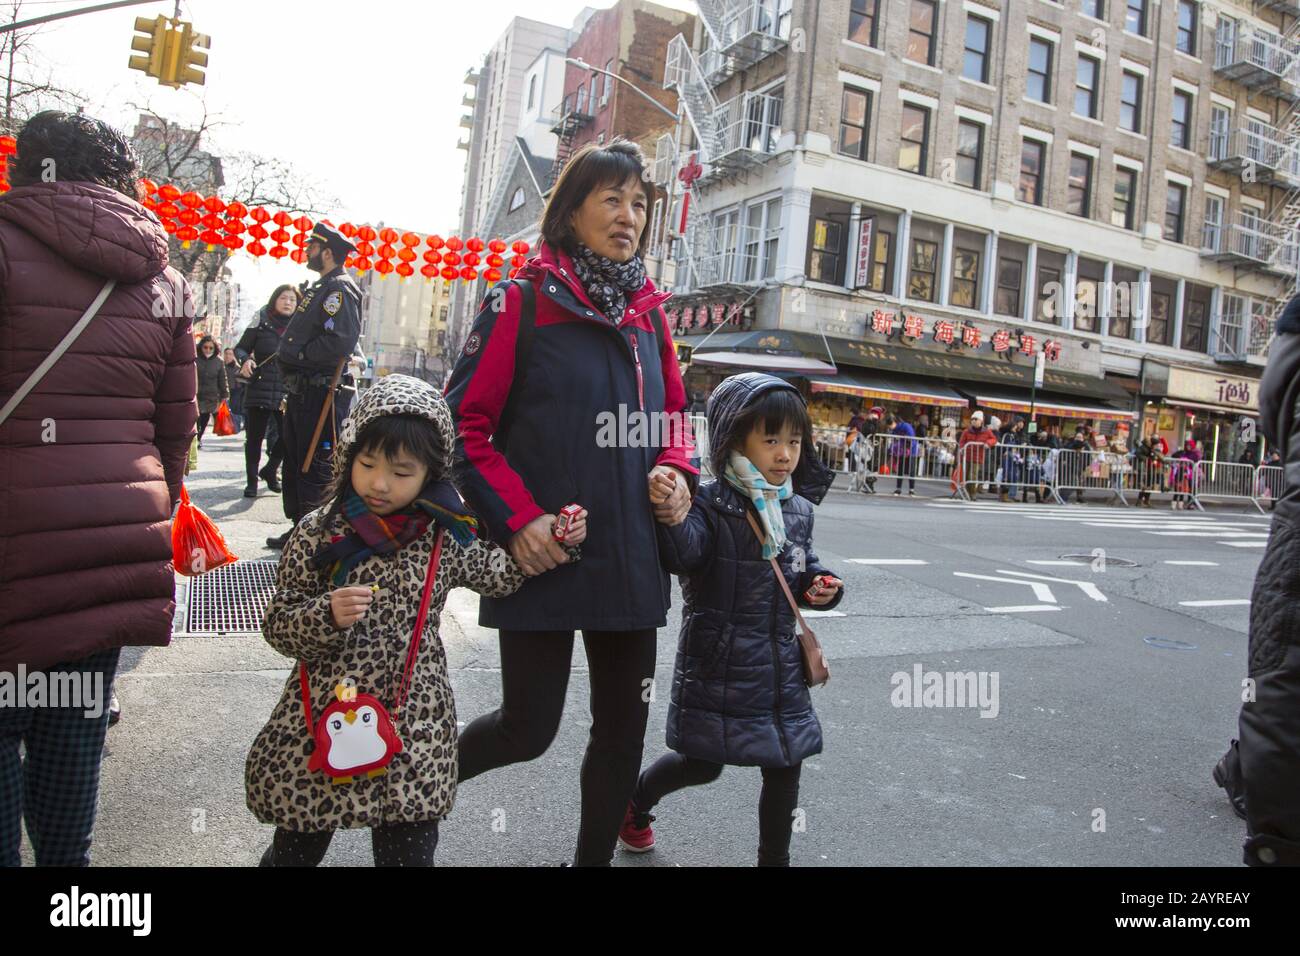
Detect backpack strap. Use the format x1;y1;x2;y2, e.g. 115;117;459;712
493;279;536;450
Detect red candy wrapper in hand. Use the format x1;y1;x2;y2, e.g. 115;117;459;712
553;503;583;542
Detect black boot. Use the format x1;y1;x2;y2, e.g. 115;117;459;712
266;529;292;550
1212;740;1247;821
244;484;258;498
259;464;282;493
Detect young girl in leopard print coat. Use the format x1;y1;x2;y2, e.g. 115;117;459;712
246;374;585;866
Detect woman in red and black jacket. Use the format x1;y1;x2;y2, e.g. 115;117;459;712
445;139;697;866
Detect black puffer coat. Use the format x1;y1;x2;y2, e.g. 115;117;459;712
1238;296;1300;866
233;307;290;411
656;373;839;767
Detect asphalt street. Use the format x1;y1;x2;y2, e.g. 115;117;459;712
40;432;1266;866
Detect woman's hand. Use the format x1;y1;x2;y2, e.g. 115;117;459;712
329;586;373;629
806;576;843;607
240;359;256;378
510;514;573;576
559;508;588;546
649;466;690;526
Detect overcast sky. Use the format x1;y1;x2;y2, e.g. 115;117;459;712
17;0;695;314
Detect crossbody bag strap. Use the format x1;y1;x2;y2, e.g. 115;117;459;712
0;278;117;428
743;508;815;641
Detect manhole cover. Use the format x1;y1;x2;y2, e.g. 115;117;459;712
1059;553;1140;568
1143;636;1198;651
175;559;279;637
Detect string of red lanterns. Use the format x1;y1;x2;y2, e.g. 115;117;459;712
134;178;531;282
0;135;16;193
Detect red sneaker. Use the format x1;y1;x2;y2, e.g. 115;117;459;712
617;802;655;853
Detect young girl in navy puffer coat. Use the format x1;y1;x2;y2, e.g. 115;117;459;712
619;372;844;866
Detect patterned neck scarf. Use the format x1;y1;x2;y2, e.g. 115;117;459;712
309;476;479;586
570;242;647;323
723;451;794;559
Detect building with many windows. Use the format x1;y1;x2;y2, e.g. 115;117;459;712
659;0;1295;462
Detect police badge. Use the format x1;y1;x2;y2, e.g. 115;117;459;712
322;291;342;330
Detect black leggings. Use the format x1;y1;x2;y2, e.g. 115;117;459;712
258;820;439;867
631;754;802;866
243;405;284;486
456;628;657;866
196;412;211;441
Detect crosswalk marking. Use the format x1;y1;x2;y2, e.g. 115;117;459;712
984;605;1062;613
1165;560;1219;566
844;558;929;565
1179;599;1250;607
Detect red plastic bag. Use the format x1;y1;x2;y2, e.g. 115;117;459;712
172;484;237;576
213;400;237;436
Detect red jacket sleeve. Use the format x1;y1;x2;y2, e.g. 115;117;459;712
444;282;545;543
652;312;700;485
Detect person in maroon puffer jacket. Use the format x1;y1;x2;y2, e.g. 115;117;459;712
0;111;197;866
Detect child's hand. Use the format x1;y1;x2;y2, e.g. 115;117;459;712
648;470;676;505
806;575;843;606
558;507;588;546
329;586;374;629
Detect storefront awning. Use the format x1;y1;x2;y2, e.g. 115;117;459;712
806;371;967;408
967;388;1136;422
693;351;837;373
1163;398;1256;417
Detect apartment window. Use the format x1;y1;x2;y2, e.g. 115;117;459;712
527;75;537;110
955;119;984;189
603;60;614;105
1209;105;1230;160
1019;139;1045;205
745;84;783;153
1149;289;1172;346
1113;166;1137;229
909;238;940;302
950;247;981;309
1037;266;1062;324
809;218;843;284
1027;38;1054;103
1219;294;1245;356
1075;54;1100;118
1176;1;1198;56
1202;194;1223;251
995;258;1023;317
1126;0;1147;36
1171;90;1193;148
1120;71;1142;132
1164;182;1187;243
1083;0;1105;18
839;87;871;160
1075;258;1106;333
849;0;879;47
867;229;894;293
1068;153;1094;217
1182;284;1211;351
899;104;930;174
590;75;599;112
907;0;938;66
508;187;526;212
743;197;782;281
964;15;992;83
1111;266;1140;339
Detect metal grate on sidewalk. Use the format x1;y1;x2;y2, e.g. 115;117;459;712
173;559;279;637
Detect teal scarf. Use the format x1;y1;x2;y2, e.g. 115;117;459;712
723;451;793;558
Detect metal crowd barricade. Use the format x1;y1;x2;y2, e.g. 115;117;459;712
1256;464;1284;507
688;414;711;476
1192;459;1266;514
1033;447;1129;505
814;426;851;475
868;433;960;495
956;440;1064;503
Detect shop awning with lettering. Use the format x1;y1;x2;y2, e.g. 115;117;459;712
1163;398;1257;416
967;388;1136;422
806;371;967;408
692;351;837;373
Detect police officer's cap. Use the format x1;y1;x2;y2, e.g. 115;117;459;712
308;222;357;259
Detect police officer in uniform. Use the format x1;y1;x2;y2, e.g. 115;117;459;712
266;222;361;549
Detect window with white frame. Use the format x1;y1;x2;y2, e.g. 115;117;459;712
508;187;526;213
1172;89;1193;148
1202;194;1223;251
956;118;984;189
1219;293;1245;356
742;197;782;282
1028;37;1054;103
1209;105;1231;160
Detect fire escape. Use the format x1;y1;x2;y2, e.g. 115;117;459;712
660;1;791;295
549;86;594;189
1205;13;1300;364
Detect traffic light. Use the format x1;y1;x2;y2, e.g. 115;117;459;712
127;17;210;88
127;15;168;81
174;23;209;87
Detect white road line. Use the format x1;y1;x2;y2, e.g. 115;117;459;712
1025;560;1089;566
844;559;930;565
1179;599;1251;607
953;571;1057;603
800;610;847;618
1222;541;1268;548
997;569;1108;602
1164;560;1220;566
1149;530;1269;538
983;605;1062;613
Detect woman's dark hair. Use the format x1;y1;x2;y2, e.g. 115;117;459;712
719;387;814;476
11;111;140;197
540;138;659;256
264;284;300;318
326;414;447;514
197;334;218;353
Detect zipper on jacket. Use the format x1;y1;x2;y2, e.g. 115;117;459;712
770;584;791;764
630;333;645;412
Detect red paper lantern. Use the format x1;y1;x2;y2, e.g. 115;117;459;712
200;213;222;230
486;253;504;268
440;266;458;281
269;245;289;259
460;265;478;282
293;216;313;233
139;178;158;196
354;256;373;272
355;240;375;256
420;264;438;280
223;218;245;236
180;191;202;210
464;252;481;267
511;240;530;255
202;195;225;216
225;201;248;219
446;236;463;252
141;196;160;212
396;262;414;279
426;235;444;250
291;249;307;264
340;222;357;238
357;225;377;242
510;254;526;268
161;219;178;235
398;247;416;263
248;224;269;240
508;268;519;279
488;239;507;254
291;234;307;247
423;250;442;265
0;135;16;156
375;259;394;276
377;243;397;259
379;227;399;244
177;225;199;246
443;251;461;267
466;237;484;253
485;268;503;283
178;209;201;227
270;228;291;244
250;207;271;224
247;240;267;256
158;184;181;202
401;232;419;248
222;235;243;250
272;211;292;227
200;229;222;248
158;202;180;219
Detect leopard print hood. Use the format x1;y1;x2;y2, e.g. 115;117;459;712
335;374;455;482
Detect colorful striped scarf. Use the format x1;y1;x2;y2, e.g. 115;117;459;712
722;451;793;559
309;478;479;586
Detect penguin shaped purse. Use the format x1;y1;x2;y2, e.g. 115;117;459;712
300;530;443;786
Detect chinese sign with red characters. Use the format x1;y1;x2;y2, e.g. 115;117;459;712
862;307;1064;363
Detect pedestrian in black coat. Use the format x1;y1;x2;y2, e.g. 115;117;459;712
1216;293;1300;865
234;285;297;497
618;372;842;866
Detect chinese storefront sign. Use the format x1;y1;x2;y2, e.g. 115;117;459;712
1166;366;1259;411
667;301;748;336
866;308;1062;363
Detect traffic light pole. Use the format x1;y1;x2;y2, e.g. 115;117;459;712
1;0;157;34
